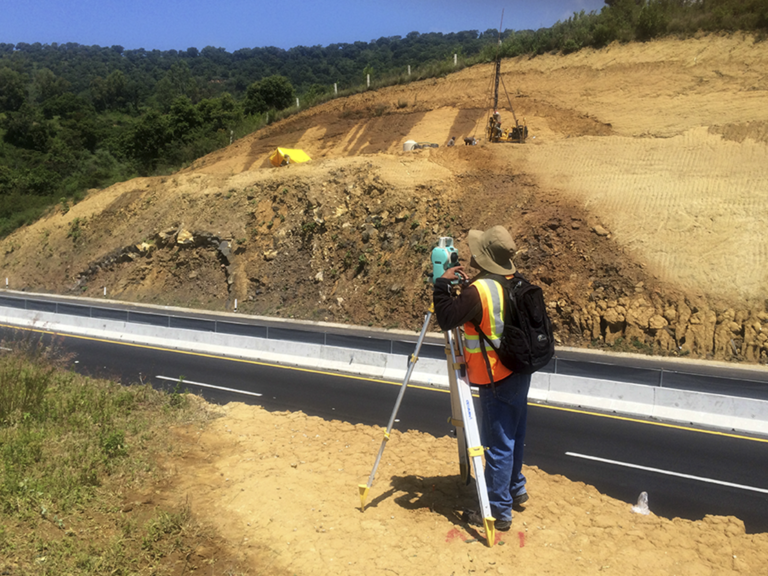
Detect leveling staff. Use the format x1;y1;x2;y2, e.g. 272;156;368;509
432;225;530;532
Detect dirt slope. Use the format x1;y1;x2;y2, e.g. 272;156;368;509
2;34;768;362
3;34;768;575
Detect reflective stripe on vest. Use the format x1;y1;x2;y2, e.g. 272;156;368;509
463;278;513;385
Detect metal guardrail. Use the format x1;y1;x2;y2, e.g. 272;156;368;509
1;293;767;401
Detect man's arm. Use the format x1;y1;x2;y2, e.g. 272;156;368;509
433;277;482;331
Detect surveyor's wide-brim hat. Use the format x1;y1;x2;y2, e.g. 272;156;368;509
467;226;517;276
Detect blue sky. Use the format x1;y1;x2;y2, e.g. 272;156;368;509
1;0;607;52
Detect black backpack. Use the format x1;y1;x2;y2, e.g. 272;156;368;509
473;273;555;378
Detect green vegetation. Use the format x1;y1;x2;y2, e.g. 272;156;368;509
0;0;765;238
0;338;225;574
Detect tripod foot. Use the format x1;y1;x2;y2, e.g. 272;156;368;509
484;517;496;547
358;484;370;511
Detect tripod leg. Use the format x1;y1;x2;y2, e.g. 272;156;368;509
359;307;433;511
447;328;497;547
445;332;469;484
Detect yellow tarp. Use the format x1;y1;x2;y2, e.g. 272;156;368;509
269;147;311;167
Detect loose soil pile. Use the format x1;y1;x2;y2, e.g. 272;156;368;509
2;34;768;573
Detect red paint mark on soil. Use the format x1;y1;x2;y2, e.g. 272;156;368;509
445;528;463;542
518;531;525;547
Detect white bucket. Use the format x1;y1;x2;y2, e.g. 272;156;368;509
403;140;417;152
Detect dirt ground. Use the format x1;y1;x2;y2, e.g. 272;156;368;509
153;401;768;575
2;34;768;573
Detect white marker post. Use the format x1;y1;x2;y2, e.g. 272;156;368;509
408;65;411;76
367;74;370;88
296;97;300;108
234;299;238;312
454;54;457;66
103;286;107;297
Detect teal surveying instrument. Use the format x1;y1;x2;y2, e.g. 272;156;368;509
358;237;497;547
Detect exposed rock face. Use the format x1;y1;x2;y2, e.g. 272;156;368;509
571;296;768;362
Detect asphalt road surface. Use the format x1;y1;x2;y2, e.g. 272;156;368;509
4;327;768;533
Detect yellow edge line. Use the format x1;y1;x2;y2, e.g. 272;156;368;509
6;322;767;444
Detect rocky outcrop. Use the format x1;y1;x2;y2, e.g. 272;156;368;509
556;294;767;363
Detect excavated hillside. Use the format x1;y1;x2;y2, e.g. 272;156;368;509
3;34;768;363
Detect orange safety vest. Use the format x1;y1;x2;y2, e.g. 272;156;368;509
463;278;513;385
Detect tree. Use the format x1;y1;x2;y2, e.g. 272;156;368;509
243;81;267;115
29;68;69;105
197;93;241;131
0;67;26;112
154;61;198;111
637;1;669;40
90;70;131;111
128;110;170;173
258;75;295;111
168;96;200;141
1;103;52;152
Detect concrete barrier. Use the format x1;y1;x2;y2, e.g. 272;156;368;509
2;305;768;437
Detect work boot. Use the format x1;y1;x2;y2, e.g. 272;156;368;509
461;510;512;532
513;492;530;509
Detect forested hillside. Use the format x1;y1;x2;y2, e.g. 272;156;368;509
0;0;765;237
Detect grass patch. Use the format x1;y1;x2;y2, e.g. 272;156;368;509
0;342;244;574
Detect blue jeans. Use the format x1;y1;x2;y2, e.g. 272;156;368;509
477;372;531;522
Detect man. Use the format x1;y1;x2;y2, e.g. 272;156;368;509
432;225;530;532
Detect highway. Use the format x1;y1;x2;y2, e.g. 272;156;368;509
6;326;768;534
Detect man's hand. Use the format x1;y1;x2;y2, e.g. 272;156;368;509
440;265;468;282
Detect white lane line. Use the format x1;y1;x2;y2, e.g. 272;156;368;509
156;375;262;397
566;452;768;494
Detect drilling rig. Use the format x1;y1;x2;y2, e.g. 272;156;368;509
486;11;528;144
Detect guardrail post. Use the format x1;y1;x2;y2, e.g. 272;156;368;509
659;367;664;388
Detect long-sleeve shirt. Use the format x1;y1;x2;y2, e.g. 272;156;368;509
432;277;483;331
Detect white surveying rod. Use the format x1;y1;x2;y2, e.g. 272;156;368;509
358;305;433;511
445;326;497;547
